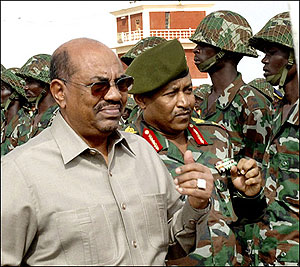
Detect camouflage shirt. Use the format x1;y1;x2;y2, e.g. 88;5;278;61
247;99;299;266
122;112;266;266
196;73;273;165
1;104;59;155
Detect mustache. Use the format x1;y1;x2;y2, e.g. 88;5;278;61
94;100;123;113
174;107;192;116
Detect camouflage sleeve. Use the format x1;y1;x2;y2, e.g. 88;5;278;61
237;86;273;164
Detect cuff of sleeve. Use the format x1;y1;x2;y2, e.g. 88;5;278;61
182;197;212;229
233;187;265;200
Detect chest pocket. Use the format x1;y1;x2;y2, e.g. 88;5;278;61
55;204;119;265
141;193;168;250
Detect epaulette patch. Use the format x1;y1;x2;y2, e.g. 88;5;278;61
191;117;206;124
142;128;163;152
124;126;137;134
188;124;208;145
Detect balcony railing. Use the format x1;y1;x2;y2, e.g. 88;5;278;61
117;28;195;43
150;28;195;39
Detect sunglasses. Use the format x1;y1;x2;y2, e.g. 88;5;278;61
59;75;134;97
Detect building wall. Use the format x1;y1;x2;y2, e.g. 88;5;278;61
170;11;205;29
130;13;143;31
117;16;129;32
149;11;205;29
149;12;165;29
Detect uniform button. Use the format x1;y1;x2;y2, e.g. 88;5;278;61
280;252;286;257
132;240;137;248
189;219;196;225
121;203;126;210
109;171;112;177
89;149;97;155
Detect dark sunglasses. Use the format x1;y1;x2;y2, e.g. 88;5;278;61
59;75;134;97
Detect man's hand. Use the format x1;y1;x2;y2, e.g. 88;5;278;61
174;150;214;209
230;158;262;197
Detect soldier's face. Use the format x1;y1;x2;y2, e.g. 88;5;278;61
24;77;46;99
1;82;14;103
193;43;219;66
141;74;195;135
261;44;290;79
61;42;128;141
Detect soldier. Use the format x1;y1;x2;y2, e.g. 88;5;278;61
245;11;299;266
120;36;167;66
191;10;273;165
193;84;211;117
119;96;136;128
248;77;283;105
1;68;27;144
124;38;266;266
1;54;58;155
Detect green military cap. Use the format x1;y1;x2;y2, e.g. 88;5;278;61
126;39;189;94
1;68;27;98
17;54;51;84
121;36;167;66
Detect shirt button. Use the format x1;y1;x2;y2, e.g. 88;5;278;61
189;219;196;225
280;252;286;257
109;171;112;177
89;149;97;155
121;203;126;210
132;240;137;248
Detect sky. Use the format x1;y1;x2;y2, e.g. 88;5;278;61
1;1;298;84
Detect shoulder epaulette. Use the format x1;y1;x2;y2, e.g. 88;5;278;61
142;128;163;152
187;124;208;145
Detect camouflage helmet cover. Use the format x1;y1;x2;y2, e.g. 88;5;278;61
1;68;27;98
121;36;167;66
1;64;6;74
193;84;211;98
190;10;258;57
17;54;51;84
249;12;294;51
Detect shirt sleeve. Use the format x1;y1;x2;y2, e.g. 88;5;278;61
1;158;38;266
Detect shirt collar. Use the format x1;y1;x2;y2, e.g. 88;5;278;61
50;112;135;165
217;72;245;109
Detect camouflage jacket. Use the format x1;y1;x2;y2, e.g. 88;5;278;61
122;113;266;266
196;73;273;165
247;99;299;266
1;104;59;155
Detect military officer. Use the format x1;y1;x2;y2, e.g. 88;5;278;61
124;38;267;266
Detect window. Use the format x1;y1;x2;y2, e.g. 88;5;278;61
165;12;170;29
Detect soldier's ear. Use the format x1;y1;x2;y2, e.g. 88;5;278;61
50;79;67;109
134;94;146;109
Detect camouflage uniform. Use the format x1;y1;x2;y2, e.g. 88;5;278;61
120;36;167;66
1;54;57;155
190;11;273;164
122;112;267;266
243;12;299;266
1;68;27;144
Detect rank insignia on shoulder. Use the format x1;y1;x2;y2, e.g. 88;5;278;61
142;128;163;152
215;158;237;174
124;126;137;134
